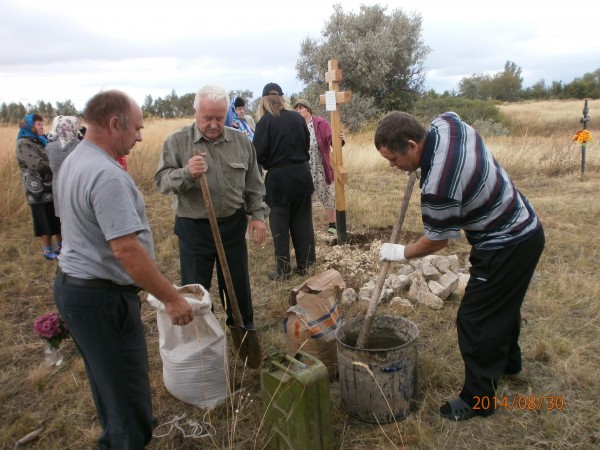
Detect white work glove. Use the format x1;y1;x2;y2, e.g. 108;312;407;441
379;243;407;262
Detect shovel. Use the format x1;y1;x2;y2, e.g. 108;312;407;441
198;173;263;369
356;171;417;349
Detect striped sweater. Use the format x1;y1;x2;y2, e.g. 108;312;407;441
419;112;540;250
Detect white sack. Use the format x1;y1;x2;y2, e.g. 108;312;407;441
147;284;228;409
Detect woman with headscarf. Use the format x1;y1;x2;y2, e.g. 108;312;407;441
46;115;63;143
253;83;316;280
229;96;256;141
294;99;345;235
46;116;81;216
16;113;62;260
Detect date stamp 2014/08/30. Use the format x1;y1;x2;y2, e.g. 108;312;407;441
472;395;565;411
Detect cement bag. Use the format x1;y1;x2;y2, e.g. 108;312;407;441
147;284;228;409
284;269;345;378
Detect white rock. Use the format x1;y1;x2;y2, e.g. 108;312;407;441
446;255;460;272
407;274;427;301
421;260;440;281
417;291;444;309
409;259;423;272
439;272;459;292
452;273;470;298
396;264;415;276
341;288;357;305
408;270;425;284
381;288;394;302
384;274;398;287
390;297;415;315
428;280;453;300
390;274;411;292
358;286;373;300
422;255;437;263
427;255;451;273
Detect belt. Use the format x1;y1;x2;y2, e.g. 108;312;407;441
217;212;238;223
57;267;141;294
268;161;306;170
200;208;244;223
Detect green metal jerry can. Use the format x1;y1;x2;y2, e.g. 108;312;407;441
260;350;334;450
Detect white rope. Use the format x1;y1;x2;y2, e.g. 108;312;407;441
153;412;216;439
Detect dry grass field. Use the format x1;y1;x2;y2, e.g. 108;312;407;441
1;100;599;449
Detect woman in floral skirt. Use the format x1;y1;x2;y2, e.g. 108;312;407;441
294;99;344;235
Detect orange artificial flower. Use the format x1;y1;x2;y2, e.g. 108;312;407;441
572;129;592;143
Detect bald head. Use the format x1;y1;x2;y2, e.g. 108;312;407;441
82;90;144;159
84;90;139;130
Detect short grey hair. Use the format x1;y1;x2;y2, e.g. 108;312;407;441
193;85;229;111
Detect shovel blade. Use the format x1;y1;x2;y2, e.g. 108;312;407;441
229;326;263;369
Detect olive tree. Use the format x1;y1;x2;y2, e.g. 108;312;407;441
459;61;523;101
492;61;523;101
296;3;430;118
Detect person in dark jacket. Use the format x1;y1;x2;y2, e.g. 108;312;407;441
16;113;62;259
253;83;315;280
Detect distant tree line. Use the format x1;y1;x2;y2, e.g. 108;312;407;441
0;99;78;125
2;65;598;127
0;89;255;124
2;4;599;127
454;61;600;102
140;89;254;119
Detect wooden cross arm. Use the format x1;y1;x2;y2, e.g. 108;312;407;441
331;158;348;184
325;68;344;83
319;91;352;105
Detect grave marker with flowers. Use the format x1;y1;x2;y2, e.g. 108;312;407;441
573;99;592;179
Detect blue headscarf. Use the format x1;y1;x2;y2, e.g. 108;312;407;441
17;114;49;146
228;97;255;141
225;102;235;127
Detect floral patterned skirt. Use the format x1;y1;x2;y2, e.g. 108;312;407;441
309;145;335;209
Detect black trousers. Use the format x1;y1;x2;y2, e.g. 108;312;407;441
175;210;253;329
269;194;316;274
30;202;61;236
54;275;152;449
458;226;545;411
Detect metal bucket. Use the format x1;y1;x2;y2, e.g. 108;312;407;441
336;315;419;423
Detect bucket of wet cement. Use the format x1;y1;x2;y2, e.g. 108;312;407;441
336;315;418;423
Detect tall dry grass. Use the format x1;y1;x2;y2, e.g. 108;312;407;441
1;100;599;449
497;99;599;136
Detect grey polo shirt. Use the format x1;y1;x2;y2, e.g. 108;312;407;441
56;140;153;284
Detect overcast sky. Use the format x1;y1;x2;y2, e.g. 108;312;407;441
2;0;599;110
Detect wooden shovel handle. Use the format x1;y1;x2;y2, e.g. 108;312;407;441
356;171;417;348
198;173;245;328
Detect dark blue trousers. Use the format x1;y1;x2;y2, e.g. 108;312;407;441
175;209;254;329
458;226;545;412
54;275;152;449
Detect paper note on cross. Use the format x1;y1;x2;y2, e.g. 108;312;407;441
319;59;352;243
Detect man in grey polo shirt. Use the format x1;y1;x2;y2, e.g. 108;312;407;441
55;90;194;449
155;84;266;331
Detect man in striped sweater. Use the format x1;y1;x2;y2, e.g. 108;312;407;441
375;111;545;421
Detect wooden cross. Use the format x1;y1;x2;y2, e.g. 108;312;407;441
319;59;352;243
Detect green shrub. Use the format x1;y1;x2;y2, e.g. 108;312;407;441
411;96;509;135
